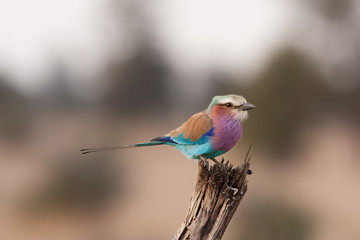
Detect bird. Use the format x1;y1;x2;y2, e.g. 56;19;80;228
80;94;255;163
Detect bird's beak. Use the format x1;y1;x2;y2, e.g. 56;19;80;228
240;102;256;111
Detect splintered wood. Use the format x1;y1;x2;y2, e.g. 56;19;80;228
172;154;251;240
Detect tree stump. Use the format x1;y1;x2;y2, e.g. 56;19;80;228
172;153;251;240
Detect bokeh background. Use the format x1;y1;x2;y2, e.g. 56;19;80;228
1;0;360;240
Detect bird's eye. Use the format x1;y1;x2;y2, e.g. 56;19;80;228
225;103;233;108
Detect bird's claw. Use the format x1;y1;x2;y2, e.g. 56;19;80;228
210;157;228;171
200;156;209;169
210;158;220;165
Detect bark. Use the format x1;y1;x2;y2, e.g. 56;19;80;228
172;150;251;240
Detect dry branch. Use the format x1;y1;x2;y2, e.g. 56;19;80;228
172;152;251;240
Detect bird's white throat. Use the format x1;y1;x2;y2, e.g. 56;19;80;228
234;109;249;122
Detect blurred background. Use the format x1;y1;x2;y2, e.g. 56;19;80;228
1;0;360;239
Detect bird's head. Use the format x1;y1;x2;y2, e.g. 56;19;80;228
207;94;255;122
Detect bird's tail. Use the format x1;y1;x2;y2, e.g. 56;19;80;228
80;141;165;154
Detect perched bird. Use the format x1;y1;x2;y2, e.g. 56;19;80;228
81;94;255;162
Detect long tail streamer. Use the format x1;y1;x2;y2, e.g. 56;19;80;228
80;141;164;154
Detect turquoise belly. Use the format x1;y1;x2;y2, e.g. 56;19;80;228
174;142;225;160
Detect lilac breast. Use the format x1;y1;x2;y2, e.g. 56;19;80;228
212;115;242;152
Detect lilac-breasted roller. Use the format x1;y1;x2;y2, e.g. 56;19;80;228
81;94;255;162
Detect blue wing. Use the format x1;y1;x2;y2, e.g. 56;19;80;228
151;127;214;145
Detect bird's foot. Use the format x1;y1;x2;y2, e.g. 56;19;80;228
210;158;220;165
210;157;227;171
200;155;209;169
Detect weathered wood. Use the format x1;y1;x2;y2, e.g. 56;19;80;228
172;152;251;240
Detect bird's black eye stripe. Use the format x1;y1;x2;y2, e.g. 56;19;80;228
218;102;234;108
225;103;233;108
235;104;244;109
219;103;245;109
